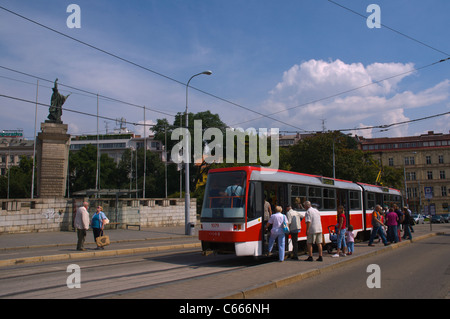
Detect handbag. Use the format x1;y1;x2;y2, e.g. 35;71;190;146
282;216;290;234
96;231;110;247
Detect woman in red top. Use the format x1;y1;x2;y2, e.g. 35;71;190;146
333;205;347;257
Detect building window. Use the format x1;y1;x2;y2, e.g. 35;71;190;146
440;171;446;179
427;171;433;180
404;157;415;166
426;156;432;164
442;186;447;197
407;187;418;199
439;155;444;164
406;172;416;181
388;158;394;166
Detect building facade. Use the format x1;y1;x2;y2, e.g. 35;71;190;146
69;129;165;163
0;130;34;176
358;131;450;215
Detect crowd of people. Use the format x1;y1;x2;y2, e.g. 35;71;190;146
264;201;414;262
368;203;414;246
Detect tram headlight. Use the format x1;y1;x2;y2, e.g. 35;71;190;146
233;224;243;231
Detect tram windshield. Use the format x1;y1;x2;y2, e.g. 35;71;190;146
201;171;246;221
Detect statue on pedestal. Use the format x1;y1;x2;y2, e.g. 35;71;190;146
47;78;70;124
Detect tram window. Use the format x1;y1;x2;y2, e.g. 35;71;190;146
291;185;306;211
247;182;262;221
383;194;390;207
367;193;376;210
201;171;246;220
323;188;336;210
349;191;361;209
308;187;322;209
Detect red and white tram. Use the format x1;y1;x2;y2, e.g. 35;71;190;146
199;166;402;257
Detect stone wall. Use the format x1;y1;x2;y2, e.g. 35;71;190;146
0;198;197;234
0;198;71;233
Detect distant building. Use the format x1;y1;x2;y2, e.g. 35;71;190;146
0;127;166;177
279;133;313;147
0;130;34;176
358;131;450;215
69;127;165;163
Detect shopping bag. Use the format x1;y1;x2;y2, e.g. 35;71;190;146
96;232;110;247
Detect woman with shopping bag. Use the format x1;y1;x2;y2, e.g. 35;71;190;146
91;206;109;250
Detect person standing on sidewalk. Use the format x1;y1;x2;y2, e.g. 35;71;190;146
286;205;305;260
265;206;288;262
74;202;90;251
91;205;108;250
402;206;413;240
345;225;355;255
386;207;399;243
332;205;347;258
304;201;323;262
368;205;389;247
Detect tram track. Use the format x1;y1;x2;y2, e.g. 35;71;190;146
0;248;270;299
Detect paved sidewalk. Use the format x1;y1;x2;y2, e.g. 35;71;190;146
0;226;200;266
110;223;450;299
0;223;448;299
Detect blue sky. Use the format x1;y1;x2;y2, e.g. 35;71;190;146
0;0;449;140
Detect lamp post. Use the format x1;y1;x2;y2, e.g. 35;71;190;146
185;70;212;235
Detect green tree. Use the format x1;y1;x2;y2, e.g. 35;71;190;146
0;156;34;198
153;110;228;196
285;131;403;188
68;144;98;192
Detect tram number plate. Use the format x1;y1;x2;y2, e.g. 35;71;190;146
208;231;221;237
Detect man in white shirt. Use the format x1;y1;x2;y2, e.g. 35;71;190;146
74;202;90;251
286;205;305;260
304;201;323;261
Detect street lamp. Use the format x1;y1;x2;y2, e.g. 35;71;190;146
185;70;212;235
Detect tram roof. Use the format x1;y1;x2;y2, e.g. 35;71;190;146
209;166;362;191
356;183;402;195
250;169;362;191
208;166;402;194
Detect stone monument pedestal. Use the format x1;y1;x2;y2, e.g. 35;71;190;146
36;122;70;198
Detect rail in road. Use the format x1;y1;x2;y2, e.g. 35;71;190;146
0;223;448;299
0;248;269;299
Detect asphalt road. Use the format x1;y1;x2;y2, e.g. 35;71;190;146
252;234;450;299
0;247;261;299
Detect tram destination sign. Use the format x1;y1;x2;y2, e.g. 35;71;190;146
321;177;335;186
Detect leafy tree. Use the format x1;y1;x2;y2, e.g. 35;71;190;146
0;156;34;198
284;131;403;188
153;110;228;196
68;144;98;192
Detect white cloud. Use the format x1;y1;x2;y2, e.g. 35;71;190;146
261;59;450;136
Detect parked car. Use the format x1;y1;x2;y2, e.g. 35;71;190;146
412;214;425;224
431;215;445;223
441;214;450;223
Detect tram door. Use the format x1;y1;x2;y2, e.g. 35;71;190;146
337;189;350;224
261;182;288;252
263;182;288;212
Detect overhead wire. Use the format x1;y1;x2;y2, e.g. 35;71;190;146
1;4;449;134
0;65;176;118
0;5;306;131
231;56;450;129
0;93;143;127
327;0;450;57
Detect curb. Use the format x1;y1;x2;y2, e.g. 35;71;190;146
0;235;196;251
0;242;202;267
220;231;444;299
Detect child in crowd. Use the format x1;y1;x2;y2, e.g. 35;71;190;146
345;225;355;255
